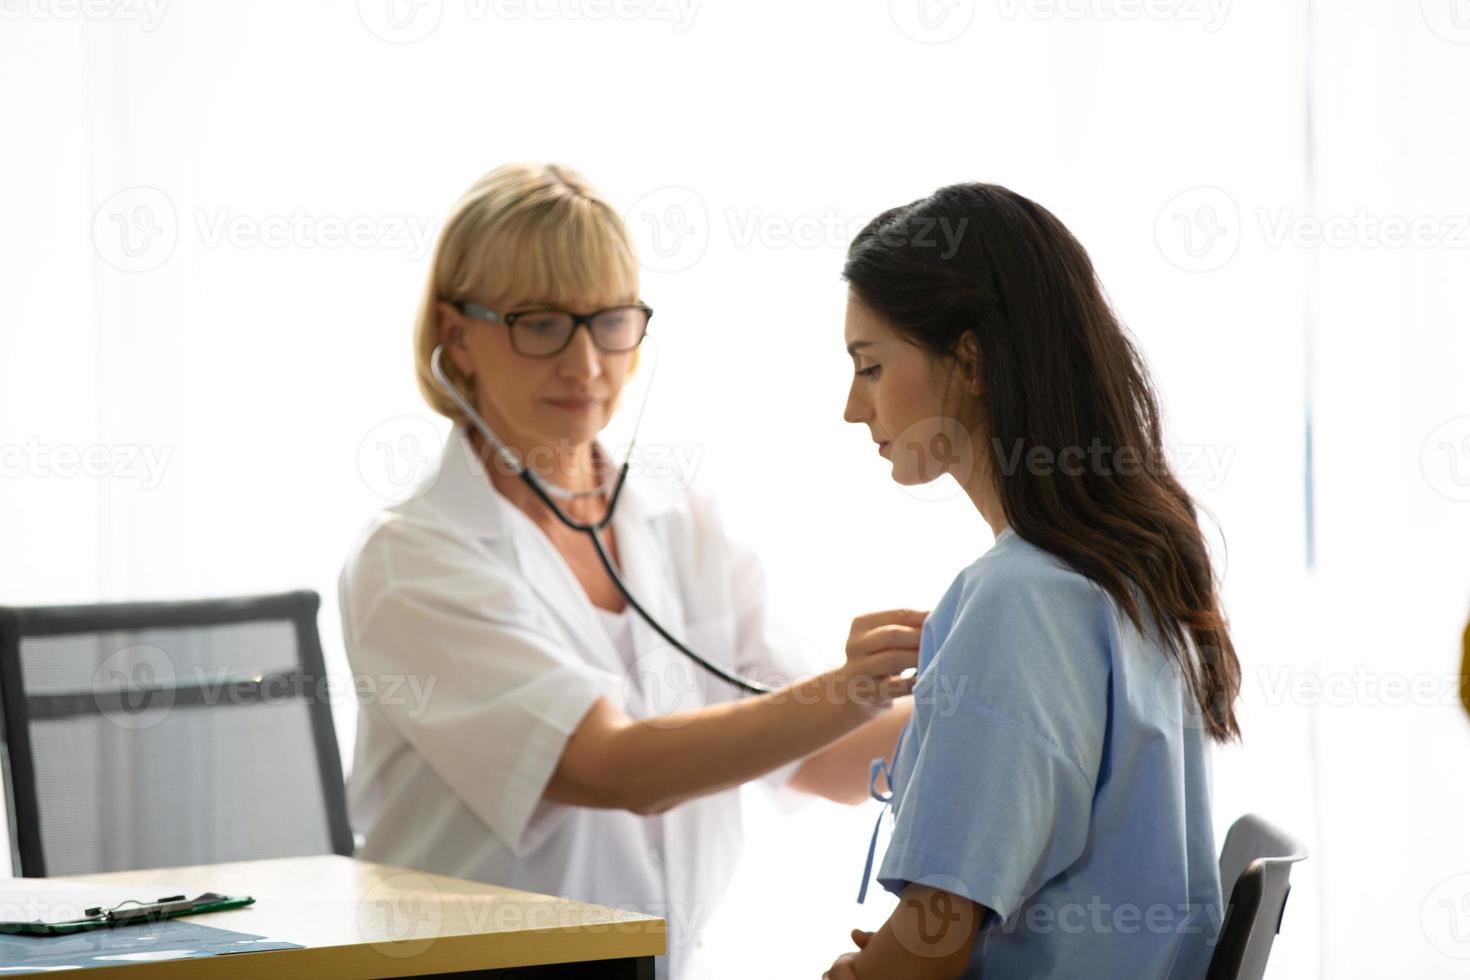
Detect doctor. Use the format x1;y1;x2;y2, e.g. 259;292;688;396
339;162;920;980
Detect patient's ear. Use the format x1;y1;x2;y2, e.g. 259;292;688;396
956;333;983;396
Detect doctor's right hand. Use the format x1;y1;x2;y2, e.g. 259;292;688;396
544;606;929;817
835;608;927;716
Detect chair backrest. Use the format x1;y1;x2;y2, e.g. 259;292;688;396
0;590;353;876
1206;813;1309;980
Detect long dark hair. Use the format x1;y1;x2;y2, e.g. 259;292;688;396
843;183;1241;742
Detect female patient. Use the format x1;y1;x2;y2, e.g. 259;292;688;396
827;183;1241;979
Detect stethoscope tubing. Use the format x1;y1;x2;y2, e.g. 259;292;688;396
430;343;776;697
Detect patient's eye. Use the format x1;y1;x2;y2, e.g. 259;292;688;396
856;364;881;379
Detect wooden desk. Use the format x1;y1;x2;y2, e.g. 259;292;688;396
6;855;664;978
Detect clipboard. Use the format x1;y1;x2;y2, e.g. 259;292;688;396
0;891;255;936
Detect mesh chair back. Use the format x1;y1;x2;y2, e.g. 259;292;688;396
0;591;352;876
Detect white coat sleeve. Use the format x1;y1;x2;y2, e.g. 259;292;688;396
340;514;624;856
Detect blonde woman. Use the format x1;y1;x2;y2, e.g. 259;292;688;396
339;163;919;980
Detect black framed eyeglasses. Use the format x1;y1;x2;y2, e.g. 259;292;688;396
455;300;653;358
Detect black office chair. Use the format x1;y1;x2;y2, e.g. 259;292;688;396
1206;813;1309;980
0;590;353;876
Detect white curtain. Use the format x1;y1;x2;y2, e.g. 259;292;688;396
2;1;1467;975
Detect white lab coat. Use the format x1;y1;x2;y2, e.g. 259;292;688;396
339;425;821;980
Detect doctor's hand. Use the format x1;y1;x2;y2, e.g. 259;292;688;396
838;608;927;717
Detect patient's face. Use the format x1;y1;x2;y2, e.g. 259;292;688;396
842;291;978;487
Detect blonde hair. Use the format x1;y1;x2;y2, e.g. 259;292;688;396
413;162;641;422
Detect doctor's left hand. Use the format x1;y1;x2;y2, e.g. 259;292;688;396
821;928;872;979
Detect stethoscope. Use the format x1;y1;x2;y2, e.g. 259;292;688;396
430;339;777;697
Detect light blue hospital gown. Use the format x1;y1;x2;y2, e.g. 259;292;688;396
858;527;1223;978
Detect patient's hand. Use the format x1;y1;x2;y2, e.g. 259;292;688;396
821;929;871;979
823;885;984;980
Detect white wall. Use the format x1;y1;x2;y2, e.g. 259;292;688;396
2;1;1468;975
